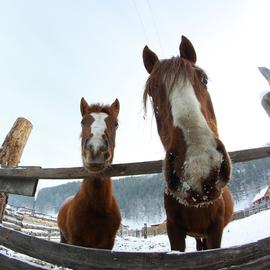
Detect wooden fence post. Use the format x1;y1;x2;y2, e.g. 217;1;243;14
48;229;51;241
143;223;147;239
0;118;33;222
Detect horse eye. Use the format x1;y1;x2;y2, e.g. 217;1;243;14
114;121;119;128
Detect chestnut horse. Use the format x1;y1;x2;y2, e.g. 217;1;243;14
57;98;121;249
143;36;233;251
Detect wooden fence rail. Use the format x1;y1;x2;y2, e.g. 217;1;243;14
0;225;270;270
0;146;269;180
0;252;47;270
1;145;270;196
2;206;60;241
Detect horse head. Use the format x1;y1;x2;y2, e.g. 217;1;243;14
80;98;120;172
143;36;231;206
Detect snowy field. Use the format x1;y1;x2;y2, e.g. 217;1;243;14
114;208;270;252
1;209;270;269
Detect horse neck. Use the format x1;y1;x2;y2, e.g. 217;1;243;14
79;177;113;210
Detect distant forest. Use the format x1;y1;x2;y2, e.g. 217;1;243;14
8;157;270;224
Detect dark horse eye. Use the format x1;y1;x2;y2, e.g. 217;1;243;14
201;75;208;86
81;118;86;126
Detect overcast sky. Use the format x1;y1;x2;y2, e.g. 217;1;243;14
0;0;270;190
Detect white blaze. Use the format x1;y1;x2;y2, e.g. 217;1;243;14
88;112;108;154
169;79;223;193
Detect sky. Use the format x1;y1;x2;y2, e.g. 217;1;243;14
0;0;270;190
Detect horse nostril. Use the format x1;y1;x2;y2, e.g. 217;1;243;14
100;145;108;153
86;142;93;152
216;138;232;184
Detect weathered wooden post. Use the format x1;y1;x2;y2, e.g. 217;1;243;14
258;67;270;117
119;225;123;238
48;229;51;241
143;223;147;239
0;118;33;222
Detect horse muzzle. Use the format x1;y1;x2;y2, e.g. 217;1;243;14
164;139;232;205
83;143;112;172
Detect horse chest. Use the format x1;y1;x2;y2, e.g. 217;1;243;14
165;194;221;234
182;208;212;233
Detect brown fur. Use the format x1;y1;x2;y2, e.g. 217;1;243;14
143;36;234;251
57;98;121;249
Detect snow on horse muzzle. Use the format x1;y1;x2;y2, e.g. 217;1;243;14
164;137;231;206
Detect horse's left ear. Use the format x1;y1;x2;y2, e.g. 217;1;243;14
110;98;120;118
179;35;197;64
80;97;90;116
143;46;159;74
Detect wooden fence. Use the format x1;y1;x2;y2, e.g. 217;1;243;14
1;145;270;197
2;205;59;240
4;199;270;241
233;200;270;221
1;225;270;270
0;146;270;269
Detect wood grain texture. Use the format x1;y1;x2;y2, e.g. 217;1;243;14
0;252;47;270
0;176;39;196
0;118;33;166
0;118;33;218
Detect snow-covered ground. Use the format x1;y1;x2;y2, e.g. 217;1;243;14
114;208;270;252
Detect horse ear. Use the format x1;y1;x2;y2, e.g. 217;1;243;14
110;98;120;118
80;97;89;116
179;35;197;64
143;46;159;74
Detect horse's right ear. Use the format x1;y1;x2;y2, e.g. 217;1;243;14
80;97;89;116
179;35;197;64
110;98;120;118
143;46;159;74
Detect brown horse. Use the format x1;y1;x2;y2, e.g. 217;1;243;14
142;36;233;251
57;98;121;249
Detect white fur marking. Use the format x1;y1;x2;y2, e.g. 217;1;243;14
88;112;108;154
169;79;223;194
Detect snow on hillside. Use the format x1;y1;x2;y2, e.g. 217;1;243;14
114;208;270;252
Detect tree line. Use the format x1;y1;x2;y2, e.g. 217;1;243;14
8;157;270;223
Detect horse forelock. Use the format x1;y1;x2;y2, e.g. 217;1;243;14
143;57;206;114
88;104;112;116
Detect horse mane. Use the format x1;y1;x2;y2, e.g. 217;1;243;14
143;56;207;113
89;104;112;116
